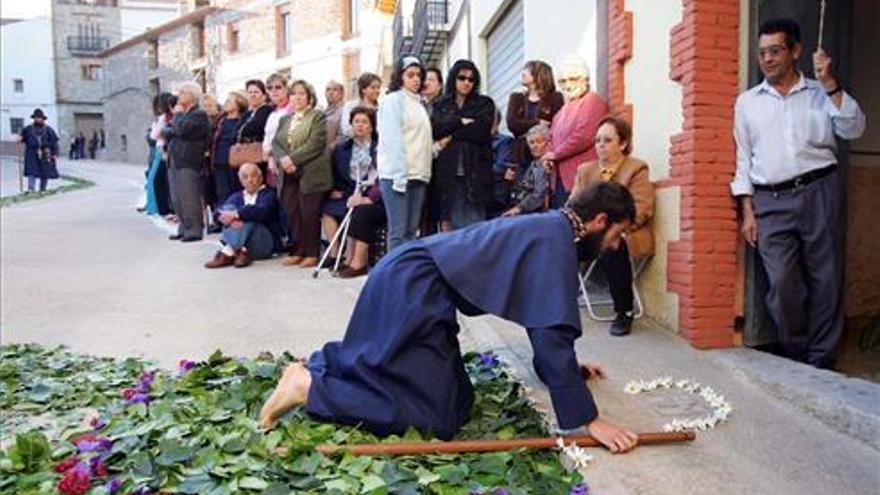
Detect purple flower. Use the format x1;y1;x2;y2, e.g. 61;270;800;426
569;483;589;495
479;352;499;368
493;490;510;495
105;478;123;494
126;393;151;405
74;434;112;453
132;486;153;495
89;456;108;476
90;417;107;431
139;371;155;387
178;359;196;374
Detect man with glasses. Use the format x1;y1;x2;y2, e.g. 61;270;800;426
731;18;865;368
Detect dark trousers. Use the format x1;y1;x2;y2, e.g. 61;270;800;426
754;172;843;368
212;162;241;208
281;178;324;258
168;166;204;239
598;239;634;314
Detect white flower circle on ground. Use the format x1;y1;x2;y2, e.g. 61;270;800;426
623;377;733;432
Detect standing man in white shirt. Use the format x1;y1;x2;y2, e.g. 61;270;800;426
731;18;866;369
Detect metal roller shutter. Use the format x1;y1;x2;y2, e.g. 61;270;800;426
486;0;524;129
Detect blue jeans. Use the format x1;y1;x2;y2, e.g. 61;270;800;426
380;179;426;251
144;149;162;214
221;222;274;259
448;177;486;229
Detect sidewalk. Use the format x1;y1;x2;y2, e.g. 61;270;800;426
460;314;880;495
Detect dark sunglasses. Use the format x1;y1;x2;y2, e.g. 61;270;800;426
267;84;286;90
456;75;475;83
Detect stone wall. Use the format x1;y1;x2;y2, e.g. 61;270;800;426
103;43;155;164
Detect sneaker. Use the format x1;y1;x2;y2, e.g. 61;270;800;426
609;312;633;337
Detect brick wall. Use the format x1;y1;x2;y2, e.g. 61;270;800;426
606;0;633;122
665;0;739;348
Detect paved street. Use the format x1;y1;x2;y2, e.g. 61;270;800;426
2;159;878;495
0;157;77;198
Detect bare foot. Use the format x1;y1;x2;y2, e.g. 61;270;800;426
259;363;312;430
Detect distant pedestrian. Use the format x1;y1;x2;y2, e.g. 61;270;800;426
76;132;86;159
19;109;59;192
68;135;77;160
88;131;99;159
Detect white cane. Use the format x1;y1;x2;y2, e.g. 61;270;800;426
313;207;353;279
818;0;827;49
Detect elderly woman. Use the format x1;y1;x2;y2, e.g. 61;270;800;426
271;80;332;268
211;92;248;209
340;72;382;139
432;59;496;229
204;163;282;269
377;56;433;250
320;106;378;268
542;55;608;207
165;82;211;242
263;73;295;184
572;116;654;336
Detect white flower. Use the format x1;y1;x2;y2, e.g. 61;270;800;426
556;437;593;470
625;375;733;432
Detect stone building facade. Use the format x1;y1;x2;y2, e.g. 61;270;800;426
51;0;123;152
100;0;391;164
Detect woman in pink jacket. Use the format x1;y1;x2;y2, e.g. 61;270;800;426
541;55;607;207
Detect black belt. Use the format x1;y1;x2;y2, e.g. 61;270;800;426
753;165;836;193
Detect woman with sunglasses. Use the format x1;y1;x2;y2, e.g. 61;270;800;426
261;73;295;183
431;59;496;230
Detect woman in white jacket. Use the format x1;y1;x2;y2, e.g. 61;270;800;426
377;56;434;250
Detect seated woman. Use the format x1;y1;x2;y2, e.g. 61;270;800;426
204;163;283;269
320;107;378;268
502;123;550;217
259;181;640;454
572;116;654;336
335;180;386;279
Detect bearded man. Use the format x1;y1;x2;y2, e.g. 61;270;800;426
259;181;641;454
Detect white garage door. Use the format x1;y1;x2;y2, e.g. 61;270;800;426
486;0;524;128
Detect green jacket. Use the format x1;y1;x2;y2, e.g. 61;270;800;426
270;109;332;194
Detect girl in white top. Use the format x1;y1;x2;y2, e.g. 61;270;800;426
377;56;434;249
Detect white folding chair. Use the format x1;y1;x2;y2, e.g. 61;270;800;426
578;256;650;321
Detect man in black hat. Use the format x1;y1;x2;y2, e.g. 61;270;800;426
18;109;60;193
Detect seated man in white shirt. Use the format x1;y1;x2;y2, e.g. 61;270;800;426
205;163;283;269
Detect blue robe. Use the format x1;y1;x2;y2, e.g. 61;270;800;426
20;124;59;179
306;210;597;439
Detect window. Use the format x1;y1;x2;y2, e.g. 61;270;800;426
13;79;24;92
10;118;24;135
120;134;127;152
194;22;206;58
149;77;160;95
82;64;103;80
147;41;159;69
276;5;293;57
227;24;240;53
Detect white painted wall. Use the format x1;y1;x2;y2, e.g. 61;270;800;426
0;17;58;141
625;0;682;180
119;3;177;41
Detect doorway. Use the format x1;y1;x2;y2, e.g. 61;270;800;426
743;0;879;380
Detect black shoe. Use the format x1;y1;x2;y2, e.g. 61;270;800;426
609;313;633;337
168;234;183;241
180;236;202;243
206;224;222;234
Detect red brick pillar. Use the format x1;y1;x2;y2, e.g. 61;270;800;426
607;0;633;122
666;0;739;348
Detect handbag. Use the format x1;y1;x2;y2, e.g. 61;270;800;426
228;109;264;167
228;142;263;167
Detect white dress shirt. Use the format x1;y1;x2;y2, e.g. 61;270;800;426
730;74;865;196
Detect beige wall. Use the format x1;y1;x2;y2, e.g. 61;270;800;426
624;0;684;330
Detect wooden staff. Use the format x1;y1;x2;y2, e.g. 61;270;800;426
297;431;695;457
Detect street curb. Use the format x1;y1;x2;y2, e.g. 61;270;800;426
710;348;880;451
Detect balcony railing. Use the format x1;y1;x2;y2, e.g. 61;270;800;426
411;0;448;66
392;4;413;61
68;35;110;55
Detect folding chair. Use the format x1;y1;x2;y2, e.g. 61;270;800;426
578;256;651;321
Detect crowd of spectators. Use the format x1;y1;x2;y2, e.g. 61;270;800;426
139;53;654;333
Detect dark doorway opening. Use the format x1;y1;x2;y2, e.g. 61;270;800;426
743;0;879;381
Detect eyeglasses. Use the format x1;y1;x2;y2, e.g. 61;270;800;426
267;84;285;90
758;45;788;58
456;75;475;83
